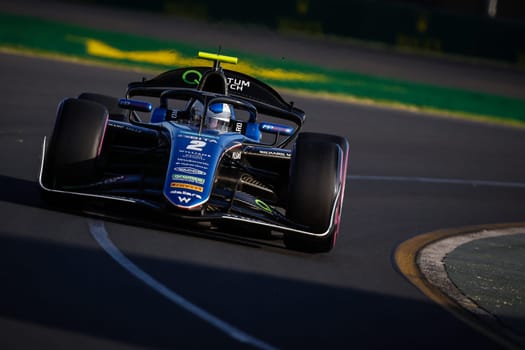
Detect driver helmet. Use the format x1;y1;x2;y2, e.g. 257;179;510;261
205;103;234;133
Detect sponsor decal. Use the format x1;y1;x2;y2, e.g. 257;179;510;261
223;213;266;225
182;70;202;85
178;133;218;143
170;182;204;192
88;175;125;187
255;149;291;158
260;123;294;135
174;167;206;176
109;123;145;134
232;151;242;160
177;196;191;204
234;121;247;134
177;138;212;162
255;198;273;213
182;152;210;161
101;175;125;184
226;77;250;92
235;122;242;133
170;190;202;200
171;174;205;185
175;159;209;170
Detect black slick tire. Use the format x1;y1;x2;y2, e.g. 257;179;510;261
284;132;346;253
42;98;108;188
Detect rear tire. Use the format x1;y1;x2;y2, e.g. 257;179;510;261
42;98;108;188
283;132;346;253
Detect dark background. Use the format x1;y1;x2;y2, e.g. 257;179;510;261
74;0;525;65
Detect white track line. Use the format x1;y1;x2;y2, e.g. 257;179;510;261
348;175;525;188
87;219;277;350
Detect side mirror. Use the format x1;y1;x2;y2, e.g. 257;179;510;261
118;98;152;113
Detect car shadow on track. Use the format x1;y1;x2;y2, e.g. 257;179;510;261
0;232;514;350
0;175;522;349
0;174;44;208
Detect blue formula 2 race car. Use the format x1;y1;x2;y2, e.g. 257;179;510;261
39;51;349;252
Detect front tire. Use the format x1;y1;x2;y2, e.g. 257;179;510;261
42;98;108;188
284;132;347;252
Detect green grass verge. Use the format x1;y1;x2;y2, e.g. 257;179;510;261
1;12;524;127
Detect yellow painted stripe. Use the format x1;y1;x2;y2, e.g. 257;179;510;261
80;37;325;82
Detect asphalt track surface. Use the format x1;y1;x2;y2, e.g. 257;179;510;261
1;3;525;350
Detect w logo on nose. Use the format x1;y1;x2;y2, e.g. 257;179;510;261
178;196;191;204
